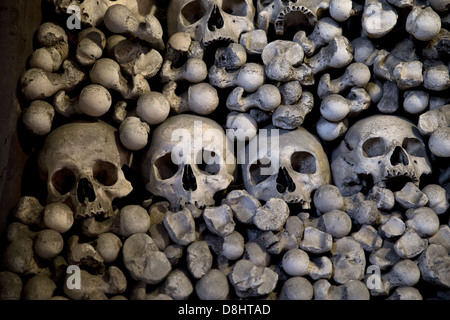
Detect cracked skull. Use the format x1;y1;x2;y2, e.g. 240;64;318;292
331;115;432;196
242;125;331;208
142;114;236;209
167;0;255;47
38;120;133;219
257;0;331;35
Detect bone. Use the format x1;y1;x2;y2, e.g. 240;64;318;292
253;198;290;232
90;58;150;100
67;235;105;273
63;266;127;300
293;17;343;56
195;269;229;300
29;23;69;72
105;34;127;58
163;208;196;246
367;186;395;211
418;104;450;135
380;216;406;239
406;6;442;41
422;184;450;215
104;4;164;50
76;27;106;66
365;81;384;104
164;244;184;266
362;0;398;38
405;207;440;237
93;233;122;264
161;269;194;300
272;91;314;130
387;287;423;300
23;275;56;300
330;0;363;22
223;190;261;225
239;30;268;55
319;94;350;122
20;59;86;101
203;205;236;237
394;182;429;209
160;58;208;84
345;197;381;226
314;279;370;300
351;225;383;252
377;81;399;113
423;61;450;91
0;271;23;300
209;63;265;93
3;238;50;276
403;90;429;114
376;259;422;296
262;40;304;67
226;84;281;112
282;248;332;279
279;277;314;300
316;116;349;142
369;241;402;270
22;100;55;136
119;116;150;151
309;210;352;239
419;244;450;288
228;259;278;298
394;228;428;259
221;232;245;261
244;241;271;267
429;126;450;157
215;43;247;70
300;227;333;254
330;237;366;284
318;63;371;99
186;241;213;279
149;222;170;251
386;0;413;7
278;81;303;105
123;233;171;284
429;226;450;253
226;112;258;142
313;184;345;213
137;92;170;125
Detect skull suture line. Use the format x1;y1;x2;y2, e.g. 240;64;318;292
331;115;432;197
257;0;331;35
38;121;133;219
142;114;236;210
167;0;256;47
242;125;331;209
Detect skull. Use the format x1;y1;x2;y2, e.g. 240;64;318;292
38;120;133;219
167;0;256;48
242;125;331;209
257;0;331;35
142;114;236;209
331;115;432;196
50;0;155;26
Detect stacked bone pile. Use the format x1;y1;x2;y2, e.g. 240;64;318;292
0;0;449;300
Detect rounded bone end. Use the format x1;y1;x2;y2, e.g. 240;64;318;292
119;116;150;151
320;94;350;122
279;277;314;300
406;7;442;41
79;84;112;117
137;92;170;125
22;100;55;136
346;63;371;87
330;0;353;22
188;83;219;115
195;269;229;300
43;202;74;233
167;32;192;52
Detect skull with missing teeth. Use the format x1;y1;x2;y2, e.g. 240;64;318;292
38;121;133;219
331;115;432;196
242;125;331;209
167;0;255;48
142;114;236;209
257;0;331;35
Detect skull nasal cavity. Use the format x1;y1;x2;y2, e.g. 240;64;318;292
182;164;198;191
77;178;96;203
390;146;409;166
276;167;296;194
208;5;224;31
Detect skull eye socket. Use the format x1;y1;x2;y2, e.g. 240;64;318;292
93;161;118;186
196;149;221;175
259;0;274;7
51;168;76;195
222;0;249;17
249;158;272;184
291;152;316;174
181;0;206;26
402;138;426;157
154;153;179;180
362;137;387;157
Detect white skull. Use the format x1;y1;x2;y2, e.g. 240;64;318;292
142;114;236;209
38;120;133;219
50;0;155;26
331;115;432;196
257;0;331;35
167;0;256;47
242;125;331;208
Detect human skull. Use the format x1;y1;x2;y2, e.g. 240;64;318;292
50;0;155;26
331;115;432;196
142;114;236;209
167;0;256;48
242;125;331;208
38;120;133;219
257;0;331;35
